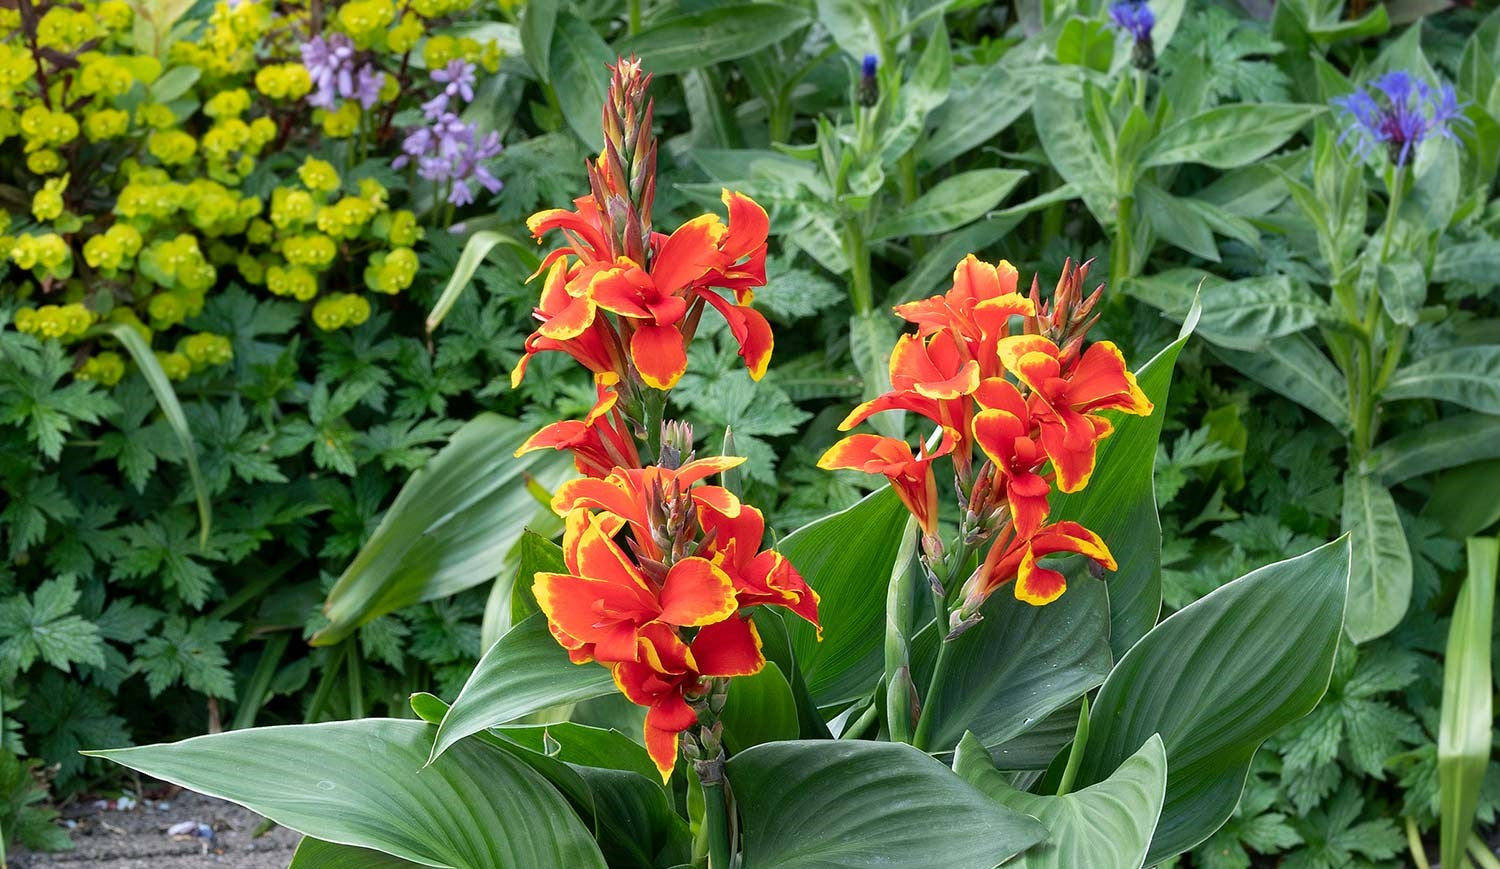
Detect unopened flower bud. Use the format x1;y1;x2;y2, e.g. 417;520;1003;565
857;53;879;107
946;608;983;641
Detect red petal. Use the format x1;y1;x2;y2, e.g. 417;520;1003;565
630;323;689;390
691;617;765;677
658;557;738;627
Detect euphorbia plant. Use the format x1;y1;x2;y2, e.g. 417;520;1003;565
87;57;1354;869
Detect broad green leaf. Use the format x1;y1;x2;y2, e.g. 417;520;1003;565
720;661;799;753
1376;256;1427;327
86;719;605;869
1425;458;1500;538
549;12;611;151
1438;537;1497;869
1382;346;1500;414
1074;538;1350;864
426;231;528;333
781;488;912;707
148;65;199;102
314;414;572;645
1212;335;1350;433
878;21;951;164
91;322;211;546
1341;472;1412;644
1433;239;1500;283
1052;327;1191;657
481;525;563;649
869;169;1026;241
815;0;878;58
727;740;1047;869
290;838;426;869
915;574;1111;755
618;5;811;76
955;732;1167;869
1141;104;1322;169
519;0;558;80
919;63;1036;167
1033;84;1112;221
430;613;615;762
1362;413;1500;484
1128;270;1324;350
1136;180;1219;261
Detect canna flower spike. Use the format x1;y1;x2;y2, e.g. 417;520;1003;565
822;254;1152;622
514;58;774;393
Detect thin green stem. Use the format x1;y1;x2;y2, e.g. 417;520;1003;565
627;0;641;35
1470;833;1500;869
840;696;880;739
1405;817;1432;869
1110;195;1134;294
910;539;974;751
1352;169;1407;457
845;221;874;314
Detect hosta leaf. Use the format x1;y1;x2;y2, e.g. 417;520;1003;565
780;488;911;707
1074;538;1349;864
86;719;605;869
1382;346;1500;414
955;732;1167;869
1341;472;1412;644
727;740;1047;869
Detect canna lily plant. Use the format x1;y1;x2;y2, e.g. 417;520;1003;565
87;58;1355;869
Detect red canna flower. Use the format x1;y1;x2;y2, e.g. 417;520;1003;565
970;378;1050;538
551;455;744;561
696;499;821;634
614;614;764;782
996;335;1153;492
817;430;956;535
960;520;1116;613
511;259;626;389
893;254;1034;380
532;509;738;666
515;374;641;478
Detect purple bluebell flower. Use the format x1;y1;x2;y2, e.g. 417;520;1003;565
301;33;385;110
1108;1;1155;69
395;62;504;206
1333;71;1469;166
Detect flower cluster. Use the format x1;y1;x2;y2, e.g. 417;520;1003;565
520;59;814;781
394;60;503;206
1;0;504;383
1333;70;1467;167
512;58;772;397
820;256;1152;628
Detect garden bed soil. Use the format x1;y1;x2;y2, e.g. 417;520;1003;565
10;790;300;869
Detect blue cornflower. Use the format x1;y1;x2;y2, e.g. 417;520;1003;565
1108;1;1155;69
1333;71;1468;167
1108;0;1155;42
857;53;878;108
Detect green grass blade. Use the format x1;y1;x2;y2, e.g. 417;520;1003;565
1439;537;1497;869
91;322;212;547
425;230;527;334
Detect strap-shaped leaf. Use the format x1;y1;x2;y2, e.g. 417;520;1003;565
314;413;571;645
290;839;426;869
1141;104;1322;169
1212;335;1350;433
1362;413;1500;485
955;731;1167;869
1074;538;1350;864
1438;538;1497;869
727;740;1047;869
86;719;605;869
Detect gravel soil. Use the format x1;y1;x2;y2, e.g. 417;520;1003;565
9;790;300;869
